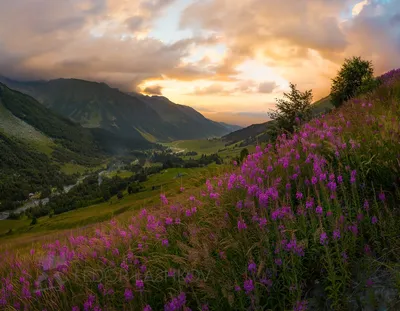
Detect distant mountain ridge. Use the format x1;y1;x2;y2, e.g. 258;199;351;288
0;77;237;142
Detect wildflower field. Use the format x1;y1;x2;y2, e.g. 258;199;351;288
1;69;400;310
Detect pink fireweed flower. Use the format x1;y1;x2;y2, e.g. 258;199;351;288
315;206;323;216
293;300;308;311
248;261;257;273
168;269;175;277
124;288;134;301
180;187;185;192
243;279;254;294
234;285;241;292
237;219;247;231
162;239;169;247
350;170;357;183
201;304;209;311
160;194;168;205
120;261;129;271
259;217;267;228
320;232;328;245
165;217;173;225
136;279;144;291
209;192;219;199
333;229;341;240
185;273;193;284
378;191;386;202
348;224;358;236
372;216;378;224
144;305;152;311
363;199;370;211
305;198;314;209
296;192;303;200
327;181;337;192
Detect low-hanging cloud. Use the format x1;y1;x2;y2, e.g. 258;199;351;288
258;82;277;94
142;85;163;95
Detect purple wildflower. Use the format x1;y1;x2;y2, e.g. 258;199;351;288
124;288;134;301
136;279;144;291
185;273;193;284
320;232;328;245
243;279;254;294
333;229;341;240
371;216;378;224
293;300;308;311
237;219;247;231
296;192;303;200
248;261;257;274
160;194;168;205
363;200;369;211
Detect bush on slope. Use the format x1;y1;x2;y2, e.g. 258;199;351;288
1;70;400;310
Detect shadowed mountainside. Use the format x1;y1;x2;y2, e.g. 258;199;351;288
0;77;236;142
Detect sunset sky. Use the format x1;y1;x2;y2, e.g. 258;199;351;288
0;0;399;126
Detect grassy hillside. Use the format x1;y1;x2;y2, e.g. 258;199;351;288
1;69;399;310
0;100;54;154
0;83;100;156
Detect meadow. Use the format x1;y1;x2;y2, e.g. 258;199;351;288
1;69;400;310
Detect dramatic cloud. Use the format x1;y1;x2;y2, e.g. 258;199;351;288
0;0;399;125
180;0;400;98
0;0;215;90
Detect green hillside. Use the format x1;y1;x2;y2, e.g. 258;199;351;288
0;83;151;211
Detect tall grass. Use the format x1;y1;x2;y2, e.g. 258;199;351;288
1;70;400;310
